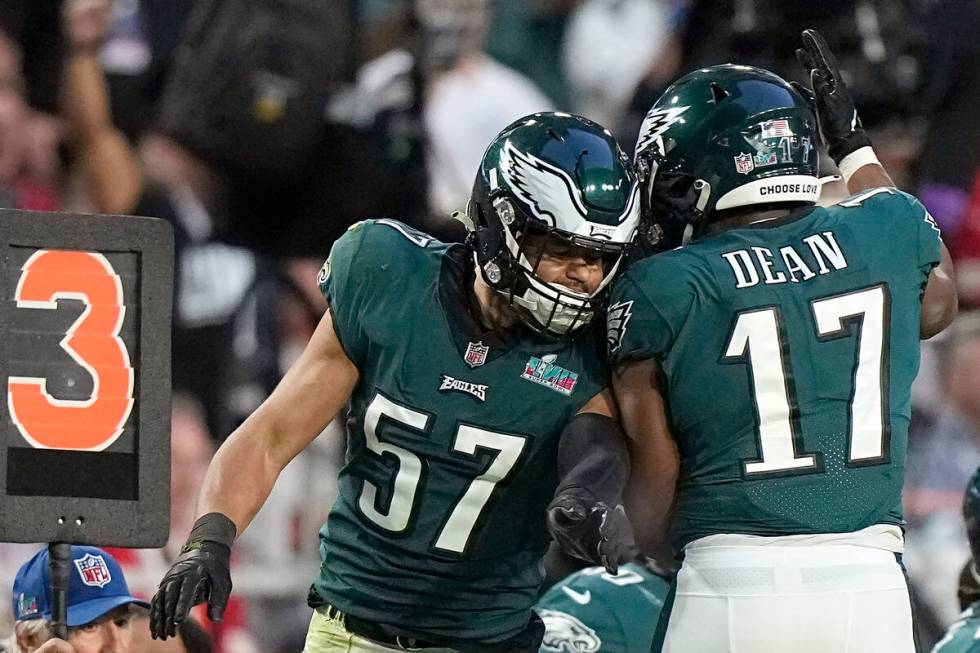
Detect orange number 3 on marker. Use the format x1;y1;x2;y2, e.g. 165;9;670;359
8;250;134;451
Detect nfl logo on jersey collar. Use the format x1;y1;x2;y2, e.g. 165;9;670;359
521;354;578;396
464;341;489;367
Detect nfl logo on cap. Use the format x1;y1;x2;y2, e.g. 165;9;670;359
74;553;112;588
464;342;489;368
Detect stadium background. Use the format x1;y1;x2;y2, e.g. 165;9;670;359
0;0;978;650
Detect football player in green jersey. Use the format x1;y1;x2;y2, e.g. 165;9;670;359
536;559;670;653
609;31;958;652
148;112;641;653
934;466;980;653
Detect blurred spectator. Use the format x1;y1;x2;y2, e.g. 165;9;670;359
953;174;980;307
153;0;368;259
561;0;672;131
0;0;142;216
916;0;980;240
235;419;342;653
97;0;153;143
327;0;554;237
327;0;551;240
169;394;215;545
484;0;578;107
0;29;61;212
904;314;980;640
621;1;928;164
59;0;141;215
418;0;553;222
222;266;345;652
98;0;198;143
907;317;980;518
4;545;148;653
106;395;258;653
0;0;64;114
129;614;212;653
135;136;255;440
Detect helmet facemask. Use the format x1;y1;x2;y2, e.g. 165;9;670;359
467;112;641;339
635;140;713;250
482;201;630;337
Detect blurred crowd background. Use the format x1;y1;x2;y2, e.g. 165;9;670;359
0;0;977;650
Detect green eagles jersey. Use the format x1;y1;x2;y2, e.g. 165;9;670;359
536;562;669;653
933;603;980;653
312;219;608;647
607;188;943;551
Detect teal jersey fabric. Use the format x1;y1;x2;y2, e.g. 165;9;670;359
607;189;942;551
312;219;608;647
933;603;980;653
536;563;669;653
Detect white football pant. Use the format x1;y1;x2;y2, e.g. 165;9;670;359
662;538;916;653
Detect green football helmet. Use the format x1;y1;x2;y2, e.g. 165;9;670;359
634;64;820;245
468;112;640;338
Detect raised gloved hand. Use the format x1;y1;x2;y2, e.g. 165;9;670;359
793;28;871;164
547;490;635;575
150;512;236;640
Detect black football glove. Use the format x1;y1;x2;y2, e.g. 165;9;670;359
150;513;236;640
547;490;635;575
793;28;871;164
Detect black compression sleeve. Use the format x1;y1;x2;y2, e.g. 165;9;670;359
555;413;630;506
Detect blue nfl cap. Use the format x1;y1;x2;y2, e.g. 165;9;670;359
12;546;149;627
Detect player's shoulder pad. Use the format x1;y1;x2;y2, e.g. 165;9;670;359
834;187;937;225
318;219;441;296
834;188;943;250
617;245;702;302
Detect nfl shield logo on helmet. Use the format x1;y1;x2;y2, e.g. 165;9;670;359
464;341;489;368
734;153;754;175
74;554;112;588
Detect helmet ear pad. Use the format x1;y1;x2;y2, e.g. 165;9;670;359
644;170;704;248
468;175;532;292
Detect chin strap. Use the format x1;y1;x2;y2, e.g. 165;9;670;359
452;209;475;232
693;179;712;213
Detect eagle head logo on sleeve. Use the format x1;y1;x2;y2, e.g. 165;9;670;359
539;609;602;653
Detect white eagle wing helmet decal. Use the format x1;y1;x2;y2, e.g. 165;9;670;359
635;105;690;158
499;140;639;243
